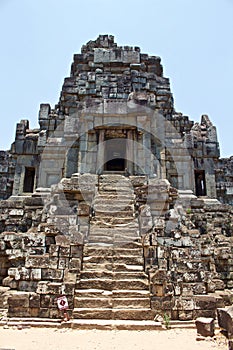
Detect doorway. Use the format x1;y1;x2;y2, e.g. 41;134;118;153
23;167;35;193
105;138;126;171
195;170;207;196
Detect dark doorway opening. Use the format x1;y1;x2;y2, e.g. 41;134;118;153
105;138;126;172
23;167;35;192
0;254;11;285
195;170;207;196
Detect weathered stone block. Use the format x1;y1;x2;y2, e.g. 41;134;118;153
25;255;49;268
8;267;30;281
47;282;62;295
179;310;193;321
39;308;50;318
9;209;24;216
49;244;59;256
8;292;29;308
50;308;60;319
69;258;81;271
30;268;42;281
195;295;217;311
8;307;31;317
64;269;76;283
69;227;84;244
62;282;75;295
70;244;83;258
18;281;38;292
77;203;90;216
36;281;49;294
217;306;233;338
41;269;64;281
59;246;70;257
25;255;58;269
195;317;215;337
58;258;69;269
183;283;206;295
151;283;165;297
29;293;40;308
40;294;51;308
2;276;18;289
55;235;71;247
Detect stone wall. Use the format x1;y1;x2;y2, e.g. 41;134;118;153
0;230;83;318
0;174;232;319
0;35;232;321
189;115;220;199
1;35;230;201
216;156;233;205
143;200;233;320
0;151;15;200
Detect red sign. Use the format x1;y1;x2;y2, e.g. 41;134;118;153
57;296;69;310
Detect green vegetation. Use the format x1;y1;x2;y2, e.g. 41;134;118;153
163;313;171;329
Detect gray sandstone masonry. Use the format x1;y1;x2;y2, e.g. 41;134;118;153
0;35;231;202
0;174;232;320
0;35;232;321
0;151;15;200
216;156;233;205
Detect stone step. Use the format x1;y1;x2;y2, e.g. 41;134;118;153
0;318;63;328
88;234;141;246
94;197;134;205
73;308;112;319
76;279;148;290
94;190;135;197
84;247;143;256
89;227;139;234
98;175;133;187
74;289;150;298
74;297;150;309
83;255;143;265
112;298;151;309
90;222;139;230
74;289;112;298
73;308;155;320
80;271;147;280
82;263;144;272
87;241;142;249
88;229;141;239
71;319;162;330
114;271;147;279
99;187;134;194
112;289;151;298
0;317;163;330
94;210;134;218
88;230;140;238
94;204;134;212
88;233;139;240
91;217;138;225
88;236;140;244
74;297;112;308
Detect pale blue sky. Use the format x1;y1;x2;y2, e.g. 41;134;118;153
0;0;232;157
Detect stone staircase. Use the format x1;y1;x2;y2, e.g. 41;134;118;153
73;175;155;320
88;174;139;245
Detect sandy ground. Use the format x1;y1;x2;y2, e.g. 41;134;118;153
0;327;228;350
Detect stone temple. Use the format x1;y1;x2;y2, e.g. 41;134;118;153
0;35;232;323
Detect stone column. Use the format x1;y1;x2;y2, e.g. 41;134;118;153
136;131;144;175
126;129;134;174
160;148;166;179
78;133;88;174
142;132;152;175
96;129;105;174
